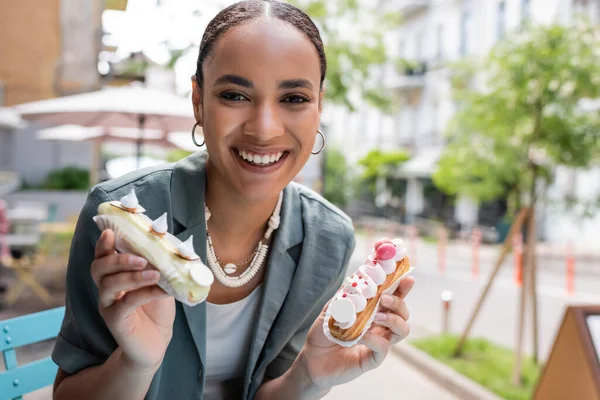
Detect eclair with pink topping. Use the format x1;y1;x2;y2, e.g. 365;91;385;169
324;237;413;346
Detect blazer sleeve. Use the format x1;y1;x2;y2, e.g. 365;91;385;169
264;233;356;379
51;186;119;375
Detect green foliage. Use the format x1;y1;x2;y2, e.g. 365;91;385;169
358;149;410;182
41;167;89;190
356;149;410;200
412;335;541;400
287;0;400;113
322;148;349;209
166;149;194;163
434;23;600;216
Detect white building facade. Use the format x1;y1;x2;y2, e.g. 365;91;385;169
324;0;600;248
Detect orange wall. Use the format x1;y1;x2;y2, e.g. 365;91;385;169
0;0;62;106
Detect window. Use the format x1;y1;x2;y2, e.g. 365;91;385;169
459;9;470;56
497;0;506;39
521;0;531;23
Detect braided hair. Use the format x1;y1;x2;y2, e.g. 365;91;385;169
195;0;326;90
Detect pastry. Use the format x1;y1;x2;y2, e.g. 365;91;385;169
93;188;214;306
324;237;413;346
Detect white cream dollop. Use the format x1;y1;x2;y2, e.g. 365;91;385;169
177;235;198;259
330;297;356;329
392;238;407;261
189;264;214;287
359;262;387;286
120;188;139;209
151;212;168;234
378;258;397;274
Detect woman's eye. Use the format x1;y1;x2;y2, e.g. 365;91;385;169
220;92;247;101
283;95;309;104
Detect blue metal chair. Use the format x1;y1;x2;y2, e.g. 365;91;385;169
0;306;65;400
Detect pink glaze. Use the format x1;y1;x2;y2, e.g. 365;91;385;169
376;243;397;260
374;238;393;251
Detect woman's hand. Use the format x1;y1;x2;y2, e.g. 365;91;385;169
90;229;176;372
298;276;415;390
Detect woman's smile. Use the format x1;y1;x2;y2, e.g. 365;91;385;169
230;146;291;175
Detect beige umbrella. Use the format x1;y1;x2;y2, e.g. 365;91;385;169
36;124;197;185
13;83;200;172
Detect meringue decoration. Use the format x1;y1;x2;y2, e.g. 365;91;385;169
189;264;214;287
392;238;407;261
151;212;168;235
355;270;377;298
330;297;356;329
120;188;139;210
177;235;199;260
359;263;387;285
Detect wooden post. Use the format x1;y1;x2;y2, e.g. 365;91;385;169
454;208;530;356
514;210;533;385
528;209;539;365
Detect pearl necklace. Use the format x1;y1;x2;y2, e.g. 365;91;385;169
204;192;283;288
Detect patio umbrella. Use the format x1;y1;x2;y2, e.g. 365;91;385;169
13;83;199;169
36;124;196;185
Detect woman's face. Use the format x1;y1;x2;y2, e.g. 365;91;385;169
192;18;323;202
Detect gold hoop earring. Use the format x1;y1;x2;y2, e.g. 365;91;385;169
191;123;204;147
311;130;326;155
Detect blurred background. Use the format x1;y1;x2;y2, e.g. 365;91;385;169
1;0;600;399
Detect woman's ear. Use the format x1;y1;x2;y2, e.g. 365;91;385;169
191;76;203;125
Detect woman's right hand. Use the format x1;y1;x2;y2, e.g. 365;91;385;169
90;229;176;372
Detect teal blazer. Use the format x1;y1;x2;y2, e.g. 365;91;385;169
52;152;356;399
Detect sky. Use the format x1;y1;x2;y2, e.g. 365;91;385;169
101;0;241;94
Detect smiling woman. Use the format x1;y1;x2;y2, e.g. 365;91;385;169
50;1;415;400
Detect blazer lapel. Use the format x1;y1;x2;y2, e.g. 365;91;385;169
244;184;304;396
170;152;209;370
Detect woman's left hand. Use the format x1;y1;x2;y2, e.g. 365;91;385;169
298;276;415;391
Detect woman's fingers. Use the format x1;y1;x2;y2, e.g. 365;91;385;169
395;276;415;300
359;331;390;368
107;285;170;321
374;311;410;344
91;253;149;286
380;294;410;321
98;269;161;308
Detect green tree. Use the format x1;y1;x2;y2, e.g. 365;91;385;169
288;0;400;113
357;149;410;198
433;23;600;218
436;23;600;384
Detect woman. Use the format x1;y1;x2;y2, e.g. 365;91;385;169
52;1;414;399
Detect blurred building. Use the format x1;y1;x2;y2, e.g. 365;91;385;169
0;0;108;187
325;0;600;248
0;0;104;106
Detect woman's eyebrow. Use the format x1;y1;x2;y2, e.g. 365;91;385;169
213;75;314;90
279;79;314;90
215;74;254;88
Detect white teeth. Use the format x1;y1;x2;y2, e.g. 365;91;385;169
236;149;285;166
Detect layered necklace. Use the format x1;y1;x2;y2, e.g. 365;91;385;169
204;192;283;288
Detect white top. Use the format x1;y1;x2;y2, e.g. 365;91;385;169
203;284;264;400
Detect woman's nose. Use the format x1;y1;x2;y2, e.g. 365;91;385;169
243;102;284;139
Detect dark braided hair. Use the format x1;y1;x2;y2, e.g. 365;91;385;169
195;0;327;90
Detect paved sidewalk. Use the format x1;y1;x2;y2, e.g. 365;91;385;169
324;347;458;400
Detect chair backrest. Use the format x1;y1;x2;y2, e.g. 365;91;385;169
0;306;65;400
